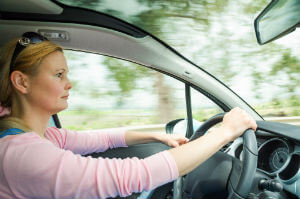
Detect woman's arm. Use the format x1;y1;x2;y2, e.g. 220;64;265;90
125;131;189;147
45;128;128;154
2;136;177;199
168;107;257;176
46;127;187;155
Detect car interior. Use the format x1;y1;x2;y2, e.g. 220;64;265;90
0;0;300;199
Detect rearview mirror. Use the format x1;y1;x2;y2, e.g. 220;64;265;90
254;0;300;45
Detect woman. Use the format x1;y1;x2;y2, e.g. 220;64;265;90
0;32;257;199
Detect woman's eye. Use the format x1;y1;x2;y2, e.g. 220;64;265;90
56;73;63;78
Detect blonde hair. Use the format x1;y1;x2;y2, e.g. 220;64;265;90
0;38;63;132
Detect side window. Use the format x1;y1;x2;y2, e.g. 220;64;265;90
190;87;223;131
58;50;186;131
167;87;223;136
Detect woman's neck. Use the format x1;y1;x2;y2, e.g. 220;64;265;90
22;114;50;138
11;101;51;139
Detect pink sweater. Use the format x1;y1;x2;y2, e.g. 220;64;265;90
0;127;178;199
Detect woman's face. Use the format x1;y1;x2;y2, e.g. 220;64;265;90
27;51;72;115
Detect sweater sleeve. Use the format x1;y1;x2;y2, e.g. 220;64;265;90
45;127;127;155
4;135;178;199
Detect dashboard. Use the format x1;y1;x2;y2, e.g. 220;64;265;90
257;135;300;198
176;120;300;199
226;124;300;199
257;137;299;178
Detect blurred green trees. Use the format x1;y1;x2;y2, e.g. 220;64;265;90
60;0;300;118
270;51;300;94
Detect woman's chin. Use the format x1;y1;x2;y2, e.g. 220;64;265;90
52;105;68;114
60;104;68;111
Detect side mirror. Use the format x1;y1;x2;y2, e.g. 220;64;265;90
254;0;300;45
165;118;202;136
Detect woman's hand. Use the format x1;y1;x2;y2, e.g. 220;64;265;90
155;133;189;147
220;107;257;142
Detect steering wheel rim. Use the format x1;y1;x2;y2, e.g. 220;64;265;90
190;112;258;199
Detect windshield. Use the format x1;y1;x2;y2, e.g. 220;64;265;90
56;0;300;119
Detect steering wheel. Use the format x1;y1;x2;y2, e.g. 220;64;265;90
186;113;258;199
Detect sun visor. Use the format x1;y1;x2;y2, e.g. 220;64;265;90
0;0;63;15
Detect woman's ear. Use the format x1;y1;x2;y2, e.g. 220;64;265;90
10;71;30;94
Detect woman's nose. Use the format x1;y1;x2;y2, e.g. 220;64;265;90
65;78;72;90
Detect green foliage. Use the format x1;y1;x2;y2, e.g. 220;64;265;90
64;50;80;61
57;0;300;122
242;0;270;15
103;58;150;94
102;57;153;106
59;109;158;130
192;108;220;122
255;96;300;117
269;50;300;93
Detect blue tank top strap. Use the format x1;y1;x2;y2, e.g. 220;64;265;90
0;128;24;138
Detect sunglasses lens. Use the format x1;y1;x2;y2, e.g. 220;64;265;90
22;32;48;43
30;37;44;43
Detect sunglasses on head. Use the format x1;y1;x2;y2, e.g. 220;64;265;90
10;32;48;74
